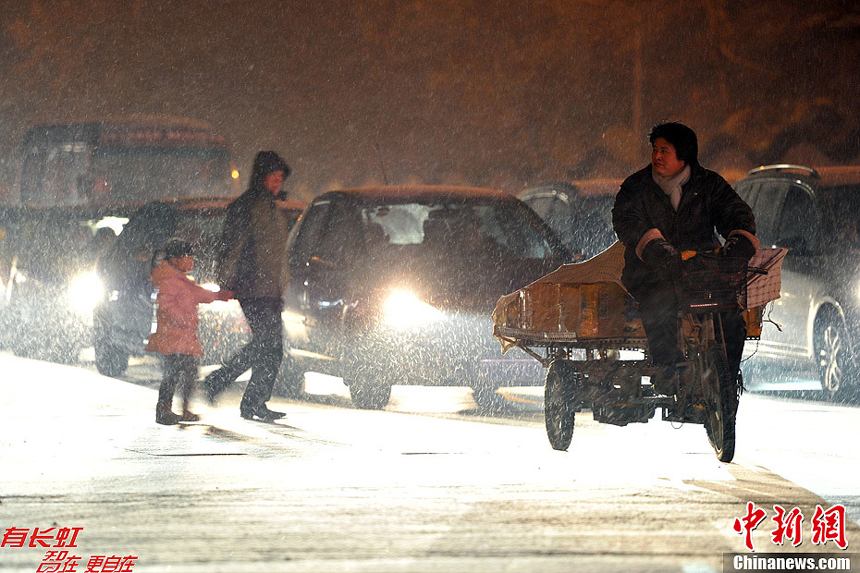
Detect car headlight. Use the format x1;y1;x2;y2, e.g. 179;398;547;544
382;289;444;330
200;282;242;312
67;271;104;316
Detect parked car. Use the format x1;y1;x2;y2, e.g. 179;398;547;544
92;196;305;377
278;185;571;409
0;203;134;363
518;179;619;260
734;164;860;400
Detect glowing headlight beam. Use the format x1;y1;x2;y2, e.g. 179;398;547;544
67;271;104;316
382;289;443;330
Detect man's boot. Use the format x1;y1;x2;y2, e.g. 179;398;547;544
155;401;180;425
180;398;200;422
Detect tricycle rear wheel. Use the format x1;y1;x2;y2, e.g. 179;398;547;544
702;349;738;462
545;360;576;451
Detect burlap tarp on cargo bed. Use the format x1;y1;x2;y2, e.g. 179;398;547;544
492;242;786;353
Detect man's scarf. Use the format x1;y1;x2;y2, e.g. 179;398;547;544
652;164;690;211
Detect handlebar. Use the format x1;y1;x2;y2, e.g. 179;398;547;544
681;249;767;274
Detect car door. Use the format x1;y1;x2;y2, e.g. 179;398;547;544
284;201;329;352
285;199;359;361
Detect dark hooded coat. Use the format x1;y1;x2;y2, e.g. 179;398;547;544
216;151;291;299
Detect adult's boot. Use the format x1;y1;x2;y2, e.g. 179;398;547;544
155;401;181;425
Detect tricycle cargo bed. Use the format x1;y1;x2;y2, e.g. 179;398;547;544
494;280;646;341
492;242;784;353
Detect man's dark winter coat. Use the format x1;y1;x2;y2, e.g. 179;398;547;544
216;153;291;299
612;163;756;293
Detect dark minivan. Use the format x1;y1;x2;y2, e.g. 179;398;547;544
279;186;571;409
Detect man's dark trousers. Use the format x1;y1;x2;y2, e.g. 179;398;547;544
207;297;283;411
634;284;747;379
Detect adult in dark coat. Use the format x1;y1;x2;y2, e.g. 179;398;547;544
204;150;292;421
612;122;758;390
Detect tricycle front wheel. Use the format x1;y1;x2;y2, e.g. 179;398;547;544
701;349;738;462
545;360;577;451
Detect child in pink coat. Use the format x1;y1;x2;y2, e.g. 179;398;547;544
147;238;233;425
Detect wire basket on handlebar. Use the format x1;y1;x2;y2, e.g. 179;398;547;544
679;255;747;313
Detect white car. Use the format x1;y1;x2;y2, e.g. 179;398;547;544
735;164;860;400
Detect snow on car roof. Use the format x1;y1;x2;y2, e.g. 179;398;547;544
319;185;515;203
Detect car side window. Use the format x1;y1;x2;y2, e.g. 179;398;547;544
313;204;359;265
480;204;556;260
776;185;817;252
289;202;330;265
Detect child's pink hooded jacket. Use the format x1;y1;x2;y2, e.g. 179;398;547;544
145;261;221;357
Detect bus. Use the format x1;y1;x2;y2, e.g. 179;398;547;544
18;116;240;206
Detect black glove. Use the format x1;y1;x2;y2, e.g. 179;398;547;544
641;239;680;275
722;234;757;261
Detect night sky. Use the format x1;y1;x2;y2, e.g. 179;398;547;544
1;0;858;199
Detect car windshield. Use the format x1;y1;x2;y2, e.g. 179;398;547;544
565;194;617;258
520;191;617;259
361;200;560;261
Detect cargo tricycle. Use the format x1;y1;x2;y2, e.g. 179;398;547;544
492;244;785;463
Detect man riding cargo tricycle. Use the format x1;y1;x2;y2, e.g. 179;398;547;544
495;122;789;462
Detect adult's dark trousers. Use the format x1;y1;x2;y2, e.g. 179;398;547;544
207;297;283;411
632;284;747;379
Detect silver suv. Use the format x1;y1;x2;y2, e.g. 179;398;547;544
734;164;860;400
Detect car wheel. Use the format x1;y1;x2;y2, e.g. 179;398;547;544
10;338;40;359
544;359;576;451
11;328;82;364
349;377;391;410
6;309;39;359
48;338;83;365
94;338;129;377
814;313;857;401
471;383;502;411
